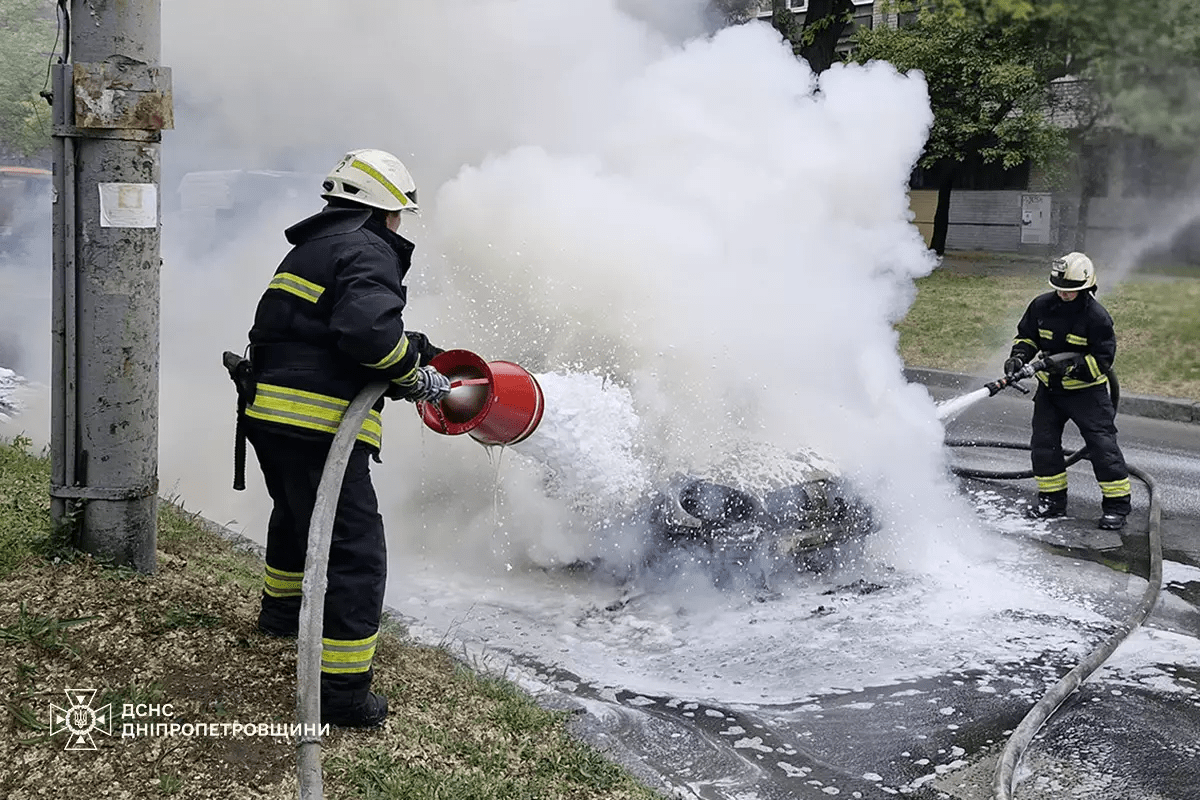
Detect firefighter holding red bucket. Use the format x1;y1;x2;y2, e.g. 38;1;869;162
224;148;542;730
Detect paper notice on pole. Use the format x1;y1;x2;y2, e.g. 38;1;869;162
98;183;158;228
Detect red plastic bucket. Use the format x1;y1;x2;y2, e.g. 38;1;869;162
417;349;544;446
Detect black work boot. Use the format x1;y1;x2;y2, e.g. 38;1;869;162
1026;492;1067;520
1097;512;1127;531
321;672;388;729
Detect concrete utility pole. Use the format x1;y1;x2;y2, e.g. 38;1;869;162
50;0;173;572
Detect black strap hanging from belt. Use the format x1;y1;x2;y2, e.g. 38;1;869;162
233;394;248;491
223;351;257;492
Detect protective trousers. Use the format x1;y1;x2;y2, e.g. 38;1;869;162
1030;384;1132;515
246;426;387;698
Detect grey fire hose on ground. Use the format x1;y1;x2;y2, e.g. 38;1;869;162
296;382;389;800
944;369;1164;799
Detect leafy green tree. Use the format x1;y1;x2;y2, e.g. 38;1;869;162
0;0;57;161
959;0;1200;246
851;4;1069;253
921;2;1200;158
768;0;857;75
710;0;760;24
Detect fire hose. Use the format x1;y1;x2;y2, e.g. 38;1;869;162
296;382;389;800
942;359;1163;800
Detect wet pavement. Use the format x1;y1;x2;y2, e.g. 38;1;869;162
509;480;1200;800
386;382;1200;800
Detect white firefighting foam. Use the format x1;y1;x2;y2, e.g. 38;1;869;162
0;367;22;422
0;0;992;591
511;371;651;519
163;0;972;575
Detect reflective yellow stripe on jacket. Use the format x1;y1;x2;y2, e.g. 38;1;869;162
245;383;383;448
267;272;325;303
1036;371;1108;390
364;335;409;370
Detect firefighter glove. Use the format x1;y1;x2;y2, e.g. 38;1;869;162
405;331;445;367
1003;357;1024;378
394;366;452;403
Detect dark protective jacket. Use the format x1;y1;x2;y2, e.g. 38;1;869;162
243;205;440;450
1010;290;1115;392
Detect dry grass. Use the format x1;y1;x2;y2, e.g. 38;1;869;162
0;439;661;800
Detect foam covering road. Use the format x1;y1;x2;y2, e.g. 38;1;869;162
388;383;1200;800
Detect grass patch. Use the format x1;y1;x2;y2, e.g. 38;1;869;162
898;265;1200;399
0;437;661;800
1102;279;1200;398
0;602;96;657
326;655;640;800
0;434;53;578
897;271;1033;373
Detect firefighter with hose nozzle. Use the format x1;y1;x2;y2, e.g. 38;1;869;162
1003;252;1132;530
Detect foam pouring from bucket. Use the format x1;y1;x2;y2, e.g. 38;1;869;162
417;349;545;446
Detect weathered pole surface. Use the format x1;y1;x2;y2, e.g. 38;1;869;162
51;0;173;572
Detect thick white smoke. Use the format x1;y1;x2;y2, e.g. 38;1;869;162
5;0;980;585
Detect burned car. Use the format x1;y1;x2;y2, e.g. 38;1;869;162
619;441;879;588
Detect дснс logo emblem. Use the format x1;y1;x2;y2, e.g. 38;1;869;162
49;688;113;750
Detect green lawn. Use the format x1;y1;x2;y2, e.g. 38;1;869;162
898;267;1200;400
0;438;662;800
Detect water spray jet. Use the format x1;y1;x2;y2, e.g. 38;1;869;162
935;352;1081;422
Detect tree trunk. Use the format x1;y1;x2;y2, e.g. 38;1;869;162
931;164;956;255
1074;193;1091;252
798;0;855;74
1073;144;1100;252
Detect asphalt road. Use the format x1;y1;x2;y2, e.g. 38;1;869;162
513;383;1200;800
933;381;1200;561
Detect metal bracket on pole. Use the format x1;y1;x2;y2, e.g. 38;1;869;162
52;125;161;142
50;481;160;502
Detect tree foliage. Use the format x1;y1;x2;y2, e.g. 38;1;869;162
0;0;57;160
850;3;1068;173
709;0;760;25
918;0;1200;152
1071;0;1200;151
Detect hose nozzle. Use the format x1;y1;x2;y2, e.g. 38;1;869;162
986;375;1030;396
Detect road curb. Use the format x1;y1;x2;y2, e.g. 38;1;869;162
903;366;1200;426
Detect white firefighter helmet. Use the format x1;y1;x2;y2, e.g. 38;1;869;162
1048;251;1096;291
321;149;419;213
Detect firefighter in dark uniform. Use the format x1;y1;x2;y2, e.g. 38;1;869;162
1004;252;1132;530
237;149;452;728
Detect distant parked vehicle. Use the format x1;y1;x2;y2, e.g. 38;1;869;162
0;166;52;258
171;169;320;258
